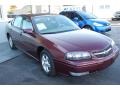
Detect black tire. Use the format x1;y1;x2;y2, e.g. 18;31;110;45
84;25;93;30
112;18;120;21
40;50;56;76
112;18;115;21
112;18;117;21
8;36;16;49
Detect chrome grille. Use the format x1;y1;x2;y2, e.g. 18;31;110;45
93;46;113;58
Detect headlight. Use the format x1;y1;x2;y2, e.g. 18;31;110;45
65;51;91;60
93;22;103;26
111;39;115;47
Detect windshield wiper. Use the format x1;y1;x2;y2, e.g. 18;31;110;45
41;32;57;34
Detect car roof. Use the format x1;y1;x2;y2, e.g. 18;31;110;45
60;10;91;16
16;13;58;18
60;10;86;13
60;10;77;13
60;10;85;14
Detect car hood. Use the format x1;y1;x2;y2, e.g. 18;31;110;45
42;30;111;53
89;19;110;25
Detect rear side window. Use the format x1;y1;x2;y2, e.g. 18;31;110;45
8;19;14;26
13;16;23;28
65;12;74;19
73;13;83;20
60;12;72;19
60;12;66;15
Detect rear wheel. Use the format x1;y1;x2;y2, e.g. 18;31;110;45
40;50;56;76
8;36;16;49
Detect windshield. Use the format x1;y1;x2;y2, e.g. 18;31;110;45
33;15;80;34
78;11;97;19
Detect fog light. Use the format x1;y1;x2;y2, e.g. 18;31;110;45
70;72;89;76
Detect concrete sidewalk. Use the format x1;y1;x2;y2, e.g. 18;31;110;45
0;42;22;63
0;22;7;43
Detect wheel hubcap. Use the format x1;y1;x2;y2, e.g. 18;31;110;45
9;37;13;48
41;54;51;73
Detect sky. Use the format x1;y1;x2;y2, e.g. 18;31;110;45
0;0;119;6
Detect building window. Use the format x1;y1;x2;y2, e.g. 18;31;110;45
100;5;110;9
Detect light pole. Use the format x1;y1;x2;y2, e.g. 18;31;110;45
48;5;51;14
0;6;2;18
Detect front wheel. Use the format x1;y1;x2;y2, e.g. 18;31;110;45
40;50;56;76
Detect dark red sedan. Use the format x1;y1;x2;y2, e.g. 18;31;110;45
6;14;119;76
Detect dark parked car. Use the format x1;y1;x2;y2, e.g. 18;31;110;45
6;14;119;76
112;11;120;21
60;11;111;32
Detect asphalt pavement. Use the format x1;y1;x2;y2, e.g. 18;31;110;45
0;22;120;84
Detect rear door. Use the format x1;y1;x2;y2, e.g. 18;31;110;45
9;16;23;48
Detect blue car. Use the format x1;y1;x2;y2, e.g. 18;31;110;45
60;11;111;32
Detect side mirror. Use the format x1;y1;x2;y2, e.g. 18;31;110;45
23;29;33;34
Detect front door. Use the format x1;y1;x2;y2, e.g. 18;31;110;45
71;12;85;28
20;17;38;58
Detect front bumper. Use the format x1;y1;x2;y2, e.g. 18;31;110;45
94;25;111;32
112;17;120;20
56;46;119;76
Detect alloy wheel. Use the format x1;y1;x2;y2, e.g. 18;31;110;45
9;37;13;48
41;54;51;73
